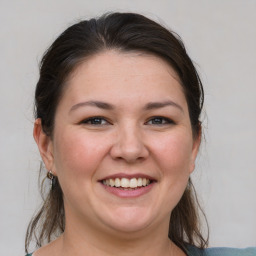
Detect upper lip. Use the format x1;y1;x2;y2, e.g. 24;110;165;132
99;173;157;181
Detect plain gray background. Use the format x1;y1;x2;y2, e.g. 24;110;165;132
0;1;255;255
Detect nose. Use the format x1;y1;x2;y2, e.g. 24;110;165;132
110;123;149;163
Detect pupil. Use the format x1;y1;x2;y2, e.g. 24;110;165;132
153;118;162;124
92;118;101;124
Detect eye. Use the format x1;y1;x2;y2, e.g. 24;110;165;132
146;116;174;125
81;117;110;125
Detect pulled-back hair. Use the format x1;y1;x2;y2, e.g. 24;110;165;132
26;12;208;253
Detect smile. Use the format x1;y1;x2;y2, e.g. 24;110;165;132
102;177;151;189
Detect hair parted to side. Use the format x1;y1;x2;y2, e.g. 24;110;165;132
26;12;208;253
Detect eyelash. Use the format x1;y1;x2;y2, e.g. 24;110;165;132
80;117;110;125
80;116;174;126
145;116;174;125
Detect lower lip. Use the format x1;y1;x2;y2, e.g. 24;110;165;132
100;182;155;198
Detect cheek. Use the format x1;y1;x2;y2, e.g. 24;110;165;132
52;130;109;179
148;132;194;213
153;132;193;175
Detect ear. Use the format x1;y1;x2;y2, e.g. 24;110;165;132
33;118;55;173
189;127;201;174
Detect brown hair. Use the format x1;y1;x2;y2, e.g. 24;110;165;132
26;12;208;253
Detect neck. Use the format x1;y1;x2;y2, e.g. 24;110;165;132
57;213;185;256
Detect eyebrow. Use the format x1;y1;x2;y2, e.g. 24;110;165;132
70;101;114;112
70;100;183;112
144;101;184;112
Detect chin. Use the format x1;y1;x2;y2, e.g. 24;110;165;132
99;206;159;234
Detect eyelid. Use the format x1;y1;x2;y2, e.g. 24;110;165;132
145;116;175;125
80;116;112;125
79;116;174;126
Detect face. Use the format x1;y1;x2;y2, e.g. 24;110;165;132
37;50;200;236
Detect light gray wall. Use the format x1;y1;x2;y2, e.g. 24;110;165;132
0;1;255;255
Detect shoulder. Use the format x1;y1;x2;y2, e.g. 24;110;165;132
187;245;256;256
26;236;62;256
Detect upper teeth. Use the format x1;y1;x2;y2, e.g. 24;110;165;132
103;178;150;188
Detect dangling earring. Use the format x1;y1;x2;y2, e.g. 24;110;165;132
47;170;56;189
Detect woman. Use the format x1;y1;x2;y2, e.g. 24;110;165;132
25;12;255;256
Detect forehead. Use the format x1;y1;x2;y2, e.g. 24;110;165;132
60;50;187;110
70;50;181;85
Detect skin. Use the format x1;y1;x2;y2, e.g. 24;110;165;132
34;50;201;256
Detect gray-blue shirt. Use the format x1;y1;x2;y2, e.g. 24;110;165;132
187;246;256;256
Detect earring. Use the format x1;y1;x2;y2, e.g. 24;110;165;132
47;170;56;189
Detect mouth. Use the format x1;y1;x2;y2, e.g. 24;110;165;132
101;177;154;190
